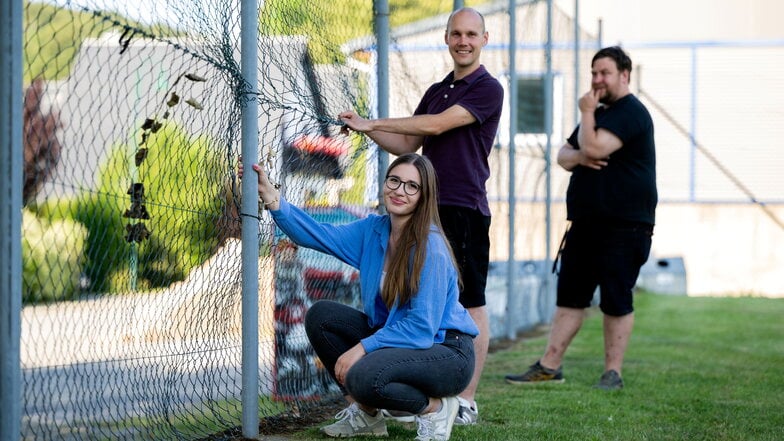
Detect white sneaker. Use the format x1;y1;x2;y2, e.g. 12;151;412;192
381;408;416;423
454;397;478;425
320;402;389;438
414;396;459;441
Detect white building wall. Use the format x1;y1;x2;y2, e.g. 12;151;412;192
378;1;784;296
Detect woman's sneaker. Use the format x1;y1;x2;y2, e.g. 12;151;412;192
453;397;478;425
320;402;388;438
414;396;459;441
381;408;416;424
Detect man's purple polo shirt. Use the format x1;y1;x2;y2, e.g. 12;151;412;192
413;64;503;216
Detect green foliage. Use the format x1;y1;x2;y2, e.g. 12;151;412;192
23;1;178;83
24;1;93;82
24;0;490;80
289;294;784;440
21;208;87;303
259;0;369;64
73;122;228;293
339;139;372;207
258;0;491;64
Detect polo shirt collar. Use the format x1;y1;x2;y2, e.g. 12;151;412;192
444;64;488;85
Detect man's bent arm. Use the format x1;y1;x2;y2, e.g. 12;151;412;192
341;104;476;155
364;131;423;155
557;143;582;171
371;105;475;136
557;142;608;171
577;110;623;160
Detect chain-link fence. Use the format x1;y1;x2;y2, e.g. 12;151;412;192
380;0;599;336
21;0;384;438
18;0;784;438
21;0;591;437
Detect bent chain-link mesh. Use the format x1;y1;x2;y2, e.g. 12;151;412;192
21;0;383;439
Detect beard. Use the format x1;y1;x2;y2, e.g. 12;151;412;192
597;88;613;104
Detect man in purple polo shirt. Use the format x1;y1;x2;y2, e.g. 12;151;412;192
339;7;503;426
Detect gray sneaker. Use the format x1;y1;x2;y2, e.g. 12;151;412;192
595;370;624;390
381;408;416;424
453;397;478;426
415;396;459;441
320;402;389;438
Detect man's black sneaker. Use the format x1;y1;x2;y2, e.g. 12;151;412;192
505;360;565;385
594;369;624;390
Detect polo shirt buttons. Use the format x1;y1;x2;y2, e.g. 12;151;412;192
444;84;454;99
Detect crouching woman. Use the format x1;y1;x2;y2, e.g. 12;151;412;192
241;153;477;441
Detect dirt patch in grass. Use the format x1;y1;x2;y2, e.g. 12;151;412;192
203;327;551;440
200;397;345;440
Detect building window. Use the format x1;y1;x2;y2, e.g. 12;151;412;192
516;76;546;134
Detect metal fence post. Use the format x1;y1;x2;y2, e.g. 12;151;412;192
505;0;518;339
374;0;389;213
0;0;23;439
240;0;260;437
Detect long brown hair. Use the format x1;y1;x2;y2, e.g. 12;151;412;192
380;154;460;308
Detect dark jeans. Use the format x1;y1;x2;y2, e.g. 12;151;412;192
304;300;475;414
556;220;653;316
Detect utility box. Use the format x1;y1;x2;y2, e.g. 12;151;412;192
486;260;553;340
636;256;687;295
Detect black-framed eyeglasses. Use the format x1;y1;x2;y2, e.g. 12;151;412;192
385;175;421;196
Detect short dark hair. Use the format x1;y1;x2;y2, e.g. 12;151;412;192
592;46;632;74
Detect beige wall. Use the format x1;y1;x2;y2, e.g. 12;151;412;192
557;0;784;42
544;0;784;296
653;204;784;296
384;2;784;297
490;202;784;297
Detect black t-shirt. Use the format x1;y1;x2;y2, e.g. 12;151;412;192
565;94;657;225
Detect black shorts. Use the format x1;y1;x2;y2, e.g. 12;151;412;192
438;205;491;308
556;220;653;316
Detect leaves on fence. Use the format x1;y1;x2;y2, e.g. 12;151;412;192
141;118;154;130
124;183;150;220
124;72;208;242
124;222;151;243
135;147;148;166
166;92;180;107
185;98;203;110
123;203;150;220
127;183;144;200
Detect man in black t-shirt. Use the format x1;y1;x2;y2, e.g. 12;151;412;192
505;46;657;390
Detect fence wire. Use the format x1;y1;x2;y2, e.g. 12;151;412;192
21;0;784;438
21;0;587;438
21;0;379;439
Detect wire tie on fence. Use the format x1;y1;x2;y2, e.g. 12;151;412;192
239;211;263;222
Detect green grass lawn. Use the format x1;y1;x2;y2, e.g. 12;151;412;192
290;293;784;441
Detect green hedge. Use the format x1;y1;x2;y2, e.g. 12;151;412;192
21;208;87;303
28;122;229;297
80;122;228;293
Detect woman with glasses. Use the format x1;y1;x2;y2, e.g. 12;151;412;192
241;153;477;441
